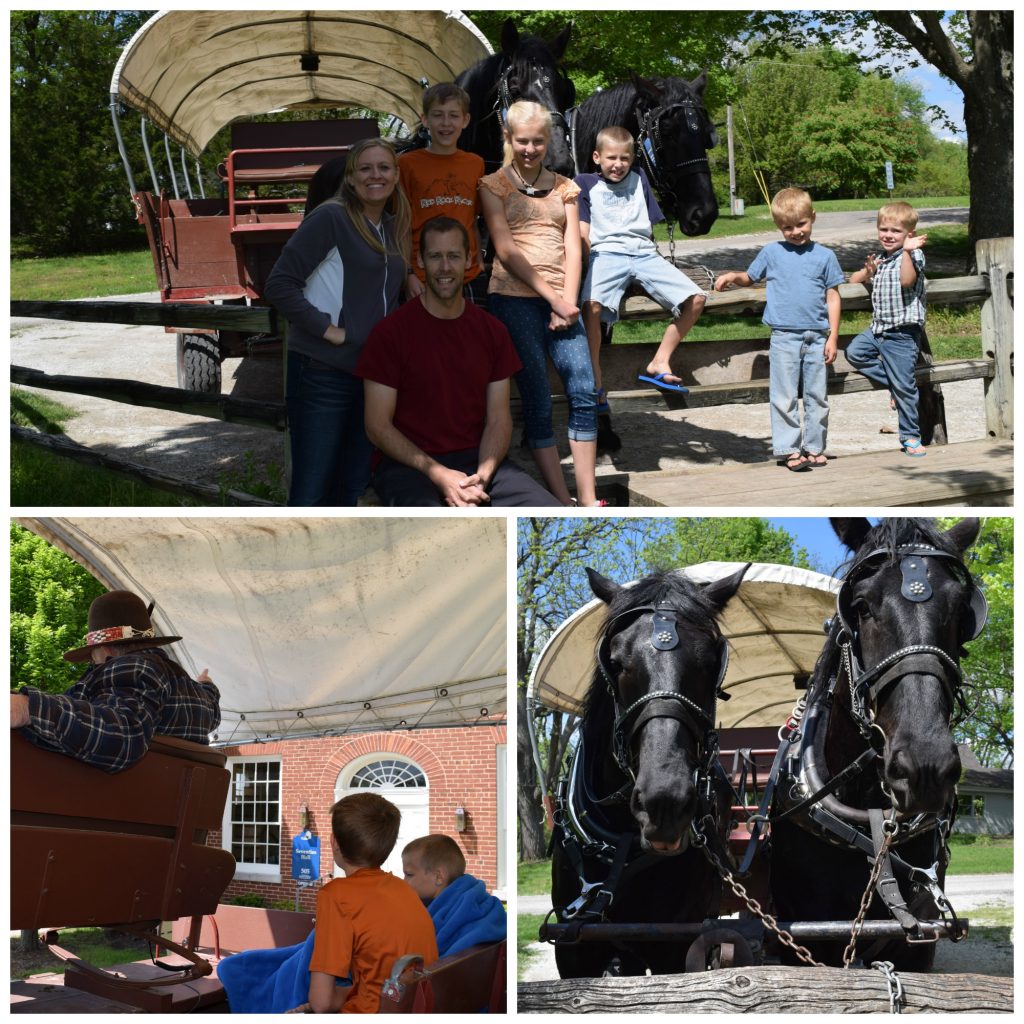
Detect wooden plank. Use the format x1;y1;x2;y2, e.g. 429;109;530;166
626;438;1013;508
977;238;1013;439
517;966;1013;1013
11;299;274;333
11;366;286;429
523;359;994;415
619;275;990;320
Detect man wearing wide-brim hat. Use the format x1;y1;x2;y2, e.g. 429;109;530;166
11;590;221;773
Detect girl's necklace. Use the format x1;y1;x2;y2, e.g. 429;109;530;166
512;161;544;196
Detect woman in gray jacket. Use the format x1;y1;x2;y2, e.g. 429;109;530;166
265;138;411;505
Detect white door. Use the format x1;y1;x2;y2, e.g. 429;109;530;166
335;756;430;878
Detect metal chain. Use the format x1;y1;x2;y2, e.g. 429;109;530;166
842;828;895;967
697;836;824;967
871;959;906;1013
667;221;676;266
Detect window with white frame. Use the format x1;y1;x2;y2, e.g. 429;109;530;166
223;756;282;879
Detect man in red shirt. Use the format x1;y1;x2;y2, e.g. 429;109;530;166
357;216;561;506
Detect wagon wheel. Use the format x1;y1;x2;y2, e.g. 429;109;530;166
177;332;222;393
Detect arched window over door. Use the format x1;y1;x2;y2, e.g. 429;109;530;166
336;755;429;878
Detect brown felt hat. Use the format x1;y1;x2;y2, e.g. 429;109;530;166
63;590;181;663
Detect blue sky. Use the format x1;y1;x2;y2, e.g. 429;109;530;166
766;517;866;576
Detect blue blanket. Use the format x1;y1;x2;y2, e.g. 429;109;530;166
218;930;323;1014
429;873;506;956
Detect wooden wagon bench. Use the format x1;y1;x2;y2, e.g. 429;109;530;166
10;239;1012;506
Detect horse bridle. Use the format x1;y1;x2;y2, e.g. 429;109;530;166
833;544;987;736
495;61;572;145
597;601;729;780
634;97;718;209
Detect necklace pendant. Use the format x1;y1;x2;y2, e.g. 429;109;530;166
524;185;536;196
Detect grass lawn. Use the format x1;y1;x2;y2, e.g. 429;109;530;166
11;387;286;507
11;248;154;300
947;836;1013;875
518;859;552;896
11;928;152;979
518;913;548;978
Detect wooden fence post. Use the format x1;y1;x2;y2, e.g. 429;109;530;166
977;238;1013;439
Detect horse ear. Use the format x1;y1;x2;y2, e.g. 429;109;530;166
702;563;750;611
550;22;572;60
689;69;709;98
831;517;873;551
629;70;664;105
586;567;620;605
944;517;981;553
500;18;520;56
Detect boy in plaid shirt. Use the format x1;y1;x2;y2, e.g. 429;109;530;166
847;202;928;456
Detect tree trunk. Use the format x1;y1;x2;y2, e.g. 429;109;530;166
19;929;40;953
963;12;1013;270
517;682;546;861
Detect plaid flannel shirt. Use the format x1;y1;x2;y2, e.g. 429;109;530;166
19;648;221;773
870;247;926;333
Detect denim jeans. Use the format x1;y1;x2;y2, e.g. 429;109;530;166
768;329;829;456
285;350;372;506
488;294;597;448
846;325;922;442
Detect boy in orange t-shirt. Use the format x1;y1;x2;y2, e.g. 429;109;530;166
307;793;438;1013
399;82;485;299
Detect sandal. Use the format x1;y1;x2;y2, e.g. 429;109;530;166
779;453;812;473
902;439;927;458
804;451;828;467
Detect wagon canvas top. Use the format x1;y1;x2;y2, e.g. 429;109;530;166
528;562;840;729
17;517;506;744
110;9;492;155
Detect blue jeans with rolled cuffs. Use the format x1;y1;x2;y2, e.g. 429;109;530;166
768;329;829;457
846;325;922;443
285;350;372;506
488;294;598;448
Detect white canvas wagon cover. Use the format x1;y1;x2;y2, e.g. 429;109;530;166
17;517;506;744
528;562;840;730
110;10;493;155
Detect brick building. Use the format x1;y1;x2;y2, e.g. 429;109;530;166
212;722;508;912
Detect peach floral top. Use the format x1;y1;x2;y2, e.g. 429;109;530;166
479;169;580;298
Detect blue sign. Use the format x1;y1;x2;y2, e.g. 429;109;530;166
291;832;320;882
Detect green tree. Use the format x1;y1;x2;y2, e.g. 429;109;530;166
941;517;1013;768
10;523;104;692
470;10;750;103
746;11;1013;265
11;10;153;254
642;517;812;573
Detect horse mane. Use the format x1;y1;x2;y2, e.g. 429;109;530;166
581;570;722;737
839;517;961;577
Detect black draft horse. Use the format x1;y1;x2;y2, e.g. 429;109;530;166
573;72;718;236
455;18;576;175
550;564;748;977
769;517;986;971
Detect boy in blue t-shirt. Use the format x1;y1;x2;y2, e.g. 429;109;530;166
576;125;706;408
716;188;844;471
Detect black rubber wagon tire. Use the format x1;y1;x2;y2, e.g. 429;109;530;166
177;332;222;393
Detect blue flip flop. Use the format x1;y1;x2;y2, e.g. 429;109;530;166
638;372;689;394
902;439;927;457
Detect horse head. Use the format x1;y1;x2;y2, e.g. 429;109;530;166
831;517;985;815
630;71;718;236
499;18;576;175
585;565;747;853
